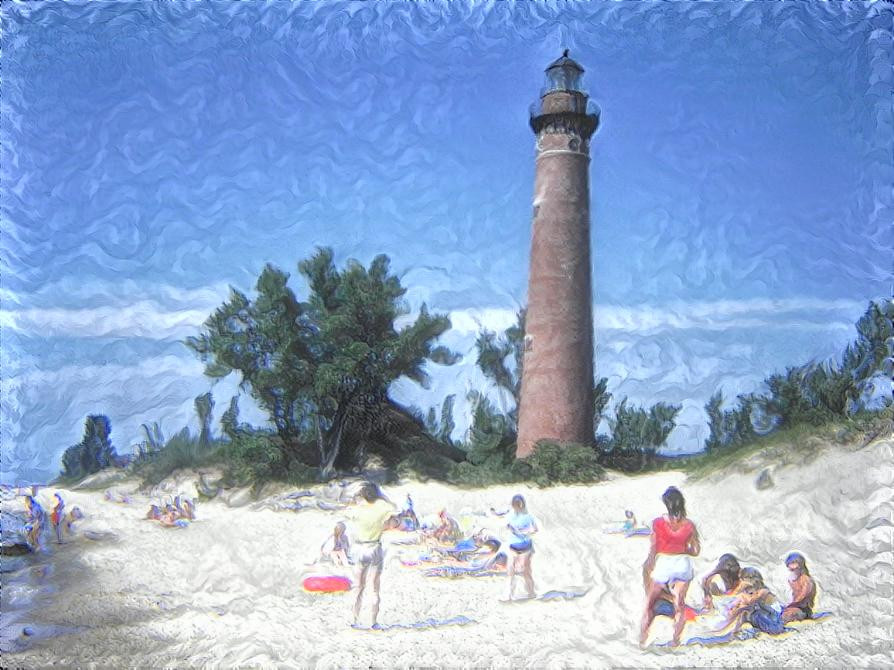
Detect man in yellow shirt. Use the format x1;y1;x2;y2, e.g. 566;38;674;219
351;483;398;628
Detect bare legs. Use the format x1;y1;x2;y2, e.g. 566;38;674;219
640;581;666;646
353;563;369;625
670;579;691;646
508;551;535;600
640;579;691;647
353;561;383;627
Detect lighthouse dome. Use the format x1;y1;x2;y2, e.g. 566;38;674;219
544;50;584;93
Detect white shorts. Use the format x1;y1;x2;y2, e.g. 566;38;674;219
353;542;384;567
651;554;693;584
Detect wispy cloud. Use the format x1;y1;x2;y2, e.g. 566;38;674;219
446;297;865;335
2;295;865;341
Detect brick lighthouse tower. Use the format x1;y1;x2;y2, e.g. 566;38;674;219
516;51;599;459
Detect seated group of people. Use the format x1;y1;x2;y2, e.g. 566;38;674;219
662;552;817;636
145;495;196;527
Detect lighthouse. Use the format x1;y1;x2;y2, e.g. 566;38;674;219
516;51;599;459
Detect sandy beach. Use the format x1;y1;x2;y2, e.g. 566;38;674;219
2;436;892;669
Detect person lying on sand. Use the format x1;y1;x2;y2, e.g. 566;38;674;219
725;568;785;636
701;553;742;611
424;539;508;577
781;553;816;623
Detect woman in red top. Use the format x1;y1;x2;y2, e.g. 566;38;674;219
640;486;700;647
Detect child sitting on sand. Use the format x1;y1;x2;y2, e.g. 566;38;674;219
781;553;816;623
319;522;352;566
725;568;785;636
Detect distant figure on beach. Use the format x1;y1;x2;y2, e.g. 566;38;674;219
320;521;351;566
781;553;816;623
398;494;419;531
640;486;700;647
725;568;785;635
350;483;398;629
701;553;742;610
23;495;46;550
430;509;462;544
506;494;538;601
622;510;637;533
50;493;66;543
146;504;163;520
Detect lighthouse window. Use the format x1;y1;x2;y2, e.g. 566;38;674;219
524;334;534;352
569;137;580;152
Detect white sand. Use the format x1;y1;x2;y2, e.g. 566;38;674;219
5;437;893;668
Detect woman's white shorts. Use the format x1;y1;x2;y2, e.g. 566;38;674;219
651;554;693;584
353;542;384;567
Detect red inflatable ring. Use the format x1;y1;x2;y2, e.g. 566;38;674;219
303;575;352;593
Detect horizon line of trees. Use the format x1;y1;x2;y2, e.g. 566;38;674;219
59;246;893;483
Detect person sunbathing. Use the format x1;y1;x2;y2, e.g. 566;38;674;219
781;553;816;623
701;553;742;611
424;539;507;577
726;569;785;636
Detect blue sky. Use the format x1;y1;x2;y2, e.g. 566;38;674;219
2;2;890;483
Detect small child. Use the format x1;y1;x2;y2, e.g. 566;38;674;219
781;553;816;623
726;568;784;636
321;521;351;566
622;510;637;534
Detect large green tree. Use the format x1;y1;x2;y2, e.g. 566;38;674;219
187;248;454;477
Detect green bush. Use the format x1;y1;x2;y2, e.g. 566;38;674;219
524;441;604;487
133;428;222;486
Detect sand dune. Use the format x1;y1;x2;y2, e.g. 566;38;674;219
4;436;892;668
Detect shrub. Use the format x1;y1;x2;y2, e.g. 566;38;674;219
61;415;118;481
524;441;604;487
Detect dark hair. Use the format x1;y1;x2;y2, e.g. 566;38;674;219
511;494;527;512
718;553;740;574
358;483;380;503
661;487;686;519
785;552;810;576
